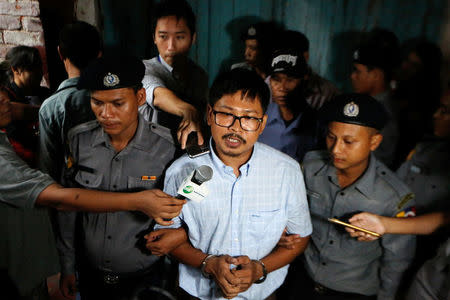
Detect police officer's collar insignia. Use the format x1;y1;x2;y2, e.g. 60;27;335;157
343;101;359;117
353;49;359;60
248;26;256;36
103;72;120;87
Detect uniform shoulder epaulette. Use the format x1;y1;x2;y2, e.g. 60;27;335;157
376;163;414;210
67;120;99;141
149;122;176;145
303;150;328;164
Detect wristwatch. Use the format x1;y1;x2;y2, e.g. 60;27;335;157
200;254;216;279
252;259;267;284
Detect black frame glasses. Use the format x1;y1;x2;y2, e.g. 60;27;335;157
212;109;263;132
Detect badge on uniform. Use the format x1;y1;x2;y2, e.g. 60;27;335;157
343;101;359;117
396;206;416;218
66;155;74;169
103;72;120;87
397;192;415;210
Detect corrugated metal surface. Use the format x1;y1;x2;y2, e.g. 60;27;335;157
101;0;446;90
188;0;446;89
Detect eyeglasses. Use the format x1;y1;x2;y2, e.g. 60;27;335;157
212;110;263;132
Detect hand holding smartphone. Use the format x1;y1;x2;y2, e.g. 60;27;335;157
186;132;210;158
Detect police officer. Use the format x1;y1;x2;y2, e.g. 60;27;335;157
0;86;184;298
56;56;186;300
299;94;416;300
351;41;400;168
231;22;280;79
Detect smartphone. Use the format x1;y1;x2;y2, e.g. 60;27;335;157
328;218;381;237
186;132;210;158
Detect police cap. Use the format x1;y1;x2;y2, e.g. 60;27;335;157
270;49;307;78
77;56;145;91
320;93;388;130
353;42;399;73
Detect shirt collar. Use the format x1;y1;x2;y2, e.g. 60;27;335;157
56;77;79;91
208;137;254;178
266;102;303;129
321;152;376;196
158;55;173;73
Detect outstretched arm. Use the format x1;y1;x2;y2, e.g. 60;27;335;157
37;184;186;226
347;211;450;241
153;87;204;149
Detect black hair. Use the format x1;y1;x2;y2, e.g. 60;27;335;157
153;0;196;35
59;21;102;70
209;69;270;113
0;46;42;82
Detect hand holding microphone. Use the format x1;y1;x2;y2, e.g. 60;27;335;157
177;165;213;202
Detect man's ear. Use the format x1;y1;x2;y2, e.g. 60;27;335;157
57;46;64;61
192;32;197;44
136;88;146;106
370;132;383;151
206;104;213;126
258;114;268;134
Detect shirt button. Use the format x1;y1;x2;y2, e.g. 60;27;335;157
340;192;345;196
107;236;112;240
329;240;334;245
114;157;119;162
85;180;89;184
322;262;326;266
112;184;117;189
234;238;239;242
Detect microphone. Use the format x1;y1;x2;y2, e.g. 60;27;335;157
177;165;213;202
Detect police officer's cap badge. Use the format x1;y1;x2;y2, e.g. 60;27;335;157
103;72;120;87
248;26;256;36
353;49;360;60
343;101;359;117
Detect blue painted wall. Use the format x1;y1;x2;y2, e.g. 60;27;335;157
101;0;447;91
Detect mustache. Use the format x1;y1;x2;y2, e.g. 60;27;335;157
222;133;246;144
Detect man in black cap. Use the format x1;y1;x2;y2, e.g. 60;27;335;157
56;56;186;299
281;94;416;300
231;22;280;79
276;30;339;110
258;49;321;162
351;40;400;168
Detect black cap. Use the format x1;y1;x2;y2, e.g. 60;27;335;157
320;93;388;130
270;49;307;78
353;42;398;73
77;56;145;91
242;23;265;41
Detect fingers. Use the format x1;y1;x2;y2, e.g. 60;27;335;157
153;217;173;226
232;255;251;266
196;130;204;146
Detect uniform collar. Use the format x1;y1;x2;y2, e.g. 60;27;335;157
323;152;376;196
158;55;173;73
208;137;254;178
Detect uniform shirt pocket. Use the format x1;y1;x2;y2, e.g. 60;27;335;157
75;171;103;189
